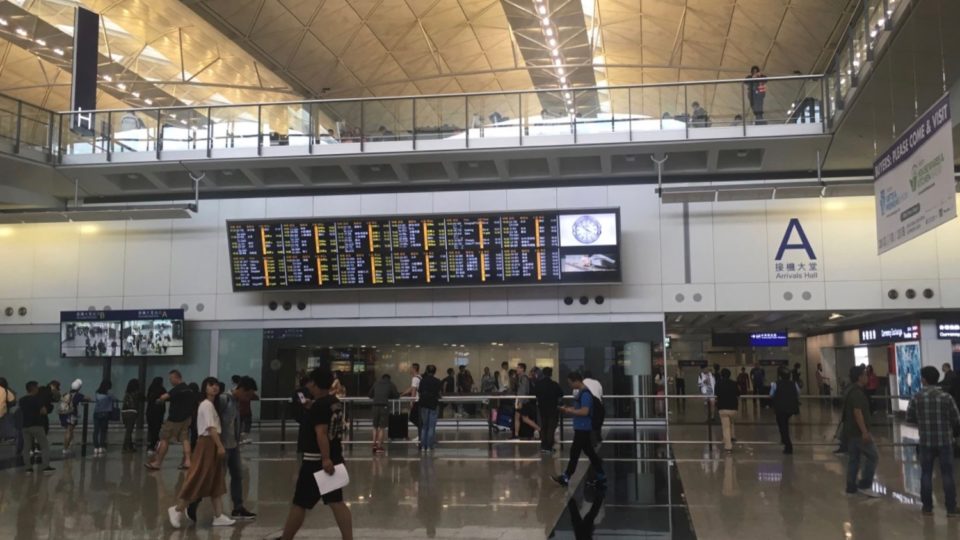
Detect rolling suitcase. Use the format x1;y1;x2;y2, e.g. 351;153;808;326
388;412;409;440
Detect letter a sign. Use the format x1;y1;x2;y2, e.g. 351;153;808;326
776;219;816;260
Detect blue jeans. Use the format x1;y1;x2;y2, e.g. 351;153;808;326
93;412;110;449
846;437;878;493
920;445;957;512
419;407;438;450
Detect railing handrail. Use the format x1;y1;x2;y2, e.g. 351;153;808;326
52;74;823;116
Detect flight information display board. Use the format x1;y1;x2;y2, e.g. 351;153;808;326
227;208;621;291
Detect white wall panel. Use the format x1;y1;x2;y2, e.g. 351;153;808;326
357;291;398;318
360;193;398;216
765;199;824;283
314;194;361;217
77;296;124;311
558;286;611;314
170;201;219;295
880;280;942;309
396;192;434;214
266;197;313;218
687;203;716;284
395;289;433;317
820;198;882;281
935;196;960;279
769;281;826;311
0;226;35;298
711;201;768;283
432;191;470;213
824;281;883;310
556;186;608;209
507;287;560;315
469;289;508;316
610;184;661;285
939;279;960;307
215;292;263;320
123;221;173;297
171;294;217;321
609;284;664;313
715;283;770;311
432;289;470;316
0;298;33;325
658;203;686;285
507;188;557;210
661;284;716;312
468;190;507;212
123;295;172;310
879;232;940;280
31;297;75;324
75;222;126;298
32;224;80;299
310;291;361;319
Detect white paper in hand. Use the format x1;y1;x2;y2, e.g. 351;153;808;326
313;463;350;495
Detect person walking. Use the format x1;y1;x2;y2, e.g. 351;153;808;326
400;363;422;435
698;365;716;423
582;371;604;445
237;377;259;444
440;368;456;419
552;372;605;487
865;365;880;414
816;363;831;397
57;379;85;455
514;363;541;439
145;377;166;455
93;380;116;457
843;366;881;497
0;377;16;443
121;379;142;453
770;367;800;455
187;377;258;522
368;374;398;454
534;367;564;454
275;368;353;540
744;65;767;124
167;377;235;528
750;362;766;409
146;370;195;470
906;366;960;517
20;381;53;474
715;369;740;452
417;365;442;452
675;366;686;413
736;367;750;395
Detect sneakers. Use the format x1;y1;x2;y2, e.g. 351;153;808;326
231;507;257;521
857;488;881;498
212;514;236;527
168;506;183;529
551;474;569;487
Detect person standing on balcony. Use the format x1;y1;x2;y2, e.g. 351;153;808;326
745;66;767;124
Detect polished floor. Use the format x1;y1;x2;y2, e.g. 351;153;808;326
671;412;960;540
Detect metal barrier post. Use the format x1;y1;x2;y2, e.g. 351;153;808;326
80;402;89;457
280;400;287;452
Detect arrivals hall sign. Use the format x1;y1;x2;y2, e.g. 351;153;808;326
873;93;955;254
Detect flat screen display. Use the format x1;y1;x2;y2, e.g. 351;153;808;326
60;310;184;358
226;208;621;291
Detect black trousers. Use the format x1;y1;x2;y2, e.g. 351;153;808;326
539;410;558;451
565;430;604;478
776;412;793;451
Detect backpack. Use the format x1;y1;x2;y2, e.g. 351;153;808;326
59;391;77;415
772;381;800;416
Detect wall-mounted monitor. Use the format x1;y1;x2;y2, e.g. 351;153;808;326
226;208;621;291
60;310;184;358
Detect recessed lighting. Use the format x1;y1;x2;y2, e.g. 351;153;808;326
144;98;153;105
53;47;64;55
180;119;187;125
549;38;557;47
538;5;546;15
559;76;566;83
551;49;559;57
0;18;8;26
542;17;550;25
545;28;554;37
35;38;46;46
131;91;140;98
117;83;127;90
102;75;112;82
169;113;177;119
553;58;562;67
566;98;572;104
557;67;565;75
829;313;844;320
15;28;27;37
564;92;571;98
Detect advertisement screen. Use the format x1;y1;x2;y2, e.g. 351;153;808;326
60;310;184;358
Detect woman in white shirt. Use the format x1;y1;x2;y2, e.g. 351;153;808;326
168;377;234;528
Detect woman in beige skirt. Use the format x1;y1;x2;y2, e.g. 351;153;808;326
168;377;235;528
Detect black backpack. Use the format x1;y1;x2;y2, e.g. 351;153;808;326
772;380;800;416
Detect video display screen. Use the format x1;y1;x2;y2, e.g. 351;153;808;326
60;310;185;358
750;332;788;347
227;208;621;291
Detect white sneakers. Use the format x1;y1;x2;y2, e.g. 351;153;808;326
168;506;183;529
212;514;237;527
170;506;236;528
858;488;882;498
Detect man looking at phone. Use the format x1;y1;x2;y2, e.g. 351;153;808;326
552;372;605;487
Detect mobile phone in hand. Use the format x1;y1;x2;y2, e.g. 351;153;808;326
297;392;307;404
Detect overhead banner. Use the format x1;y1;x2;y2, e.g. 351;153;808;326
873;92;955;254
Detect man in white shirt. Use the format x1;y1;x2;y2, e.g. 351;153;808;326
400;363;421;434
582;371;604;446
698;365;717;423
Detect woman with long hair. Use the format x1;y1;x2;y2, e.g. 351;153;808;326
93;380;116;456
145;377;166;454
168;377;235;528
121;379;142;453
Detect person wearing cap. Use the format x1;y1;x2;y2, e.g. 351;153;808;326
58;379;87;455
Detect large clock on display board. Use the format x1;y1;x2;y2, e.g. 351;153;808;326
572;215;602;244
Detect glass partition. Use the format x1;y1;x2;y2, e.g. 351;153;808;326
363;98;413;144
414;95;467;146
109;108;159;153
207;105;258;150
315;100;362;143
261;103;311;148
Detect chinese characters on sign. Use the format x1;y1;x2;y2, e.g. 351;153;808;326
773;218;820;280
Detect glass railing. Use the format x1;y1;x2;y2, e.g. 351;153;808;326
0;75;827;165
823;0;913;125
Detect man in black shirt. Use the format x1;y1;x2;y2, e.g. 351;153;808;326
534;367;564;454
440;368;456;418
20;381;54;473
290;374;314;455
277;368;353;540
417;365;442;452
715;369;740;452
146;370;195;470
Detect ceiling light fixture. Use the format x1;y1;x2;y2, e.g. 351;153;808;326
828;313;844;320
144;98;153;105
0;18;7;26
102;75;112;82
545;28;554;37
117;83;127;90
553;58;562;67
557;67;565;74
35;38;46;46
548;38;557;47
131;91;140;98
566;98;572;104
538;5;547;15
542;17;550;25
551;49;559;57
15;28;27;37
559;75;566;83
53;47;64;55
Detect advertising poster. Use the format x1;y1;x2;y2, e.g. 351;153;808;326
895;341;922;405
873;93;955;254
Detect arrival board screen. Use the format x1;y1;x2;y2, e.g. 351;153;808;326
227;209;621;291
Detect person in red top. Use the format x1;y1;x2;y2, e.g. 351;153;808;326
865;365;880;414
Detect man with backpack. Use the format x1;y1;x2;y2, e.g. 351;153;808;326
58;379;85;455
552;372;605;487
